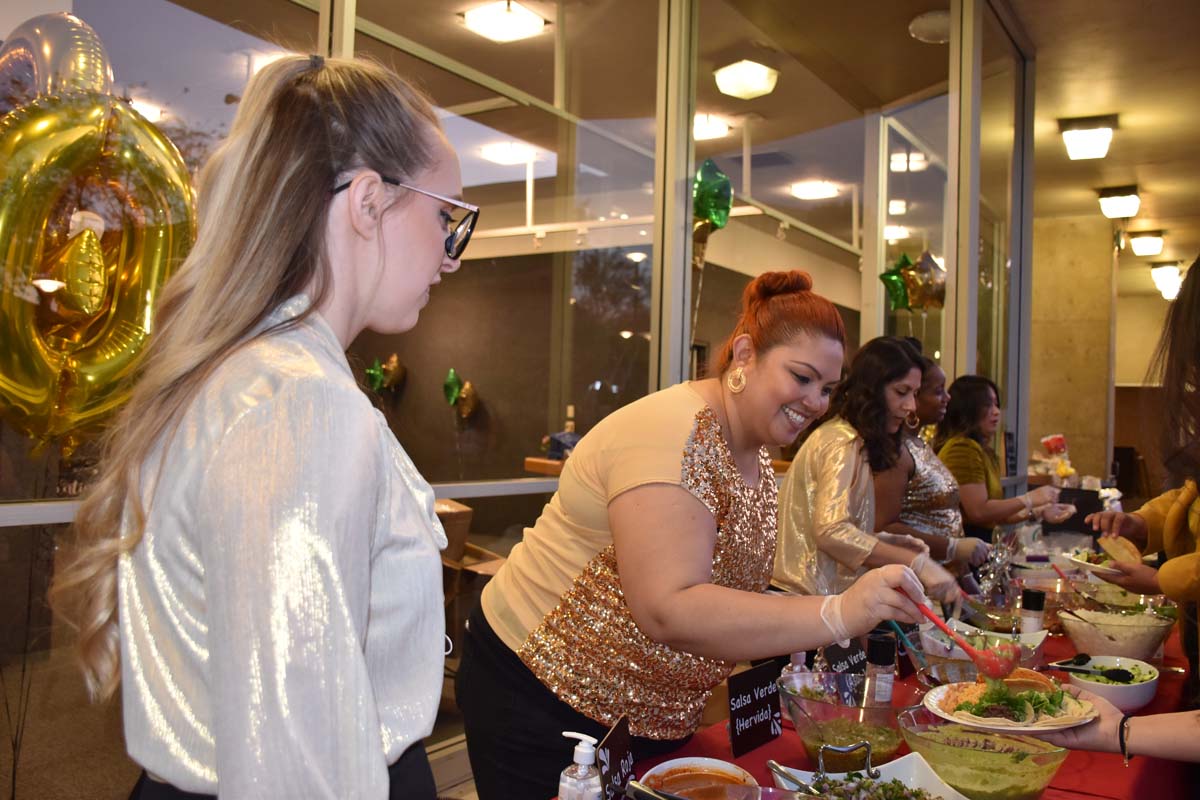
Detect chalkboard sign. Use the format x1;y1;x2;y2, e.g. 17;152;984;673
821;639;867;675
727;660;783;757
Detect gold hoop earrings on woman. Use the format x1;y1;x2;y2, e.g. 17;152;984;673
726;366;747;394
905;411;921;431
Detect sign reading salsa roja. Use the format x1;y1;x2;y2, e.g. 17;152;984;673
598;715;634;800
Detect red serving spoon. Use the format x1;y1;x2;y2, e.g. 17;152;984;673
901;589;1021;679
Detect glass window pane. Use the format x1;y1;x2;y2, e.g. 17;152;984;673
978;8;1019;409
0;0;317;502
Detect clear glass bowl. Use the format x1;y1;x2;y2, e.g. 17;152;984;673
898;706;1069;800
776;671;907;772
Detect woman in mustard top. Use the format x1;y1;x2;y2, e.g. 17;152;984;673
934;376;1063;540
1087;256;1200;706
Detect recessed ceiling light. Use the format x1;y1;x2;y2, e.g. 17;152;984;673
713;59;779;100
890;152;927;173
1129;230;1165;257
463;1;546;43
693;113;730;140
619;330;634;339
1097;185;1140;219
789;180;839;200
908;10;950;44
626;252;648;263
1151;263;1183;300
888;199;908;216
1059;114;1119;160
480;141;536;165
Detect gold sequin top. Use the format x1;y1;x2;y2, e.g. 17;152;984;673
900;434;963;540
487;384;777;740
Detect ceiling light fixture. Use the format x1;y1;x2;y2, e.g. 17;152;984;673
480;141;536;165
1097;185;1140;219
890;151;927;173
128;97;165;120
626;252;648;263
693;113;730;140
888;199;908;216
789;180;839;200
1058;114;1119;160
908;10;951;44
1151;263;1183;300
463;1;546;43
884;225;910;243
713;59;779;100
1129;230;1165;257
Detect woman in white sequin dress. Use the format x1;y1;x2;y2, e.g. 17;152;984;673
50;56;477;800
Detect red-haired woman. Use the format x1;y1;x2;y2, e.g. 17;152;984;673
456;272;926;800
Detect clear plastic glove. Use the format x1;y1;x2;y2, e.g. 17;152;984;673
1039;503;1076;525
834;564;925;639
1027;485;1061;506
949;536;991;568
877;531;930;555
910;552;959;604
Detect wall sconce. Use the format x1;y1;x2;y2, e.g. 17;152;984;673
1058;114;1118;160
1097;185;1140;219
462;1;546;42
714;59;779;100
1128;230;1165;257
1151;263;1183;300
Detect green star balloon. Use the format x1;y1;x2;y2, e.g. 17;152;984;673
880;269;910;312
443;367;464;406
365;358;385;392
693;158;732;230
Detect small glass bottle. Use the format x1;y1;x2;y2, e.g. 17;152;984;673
865;634;896;704
1020;588;1046;634
780;651;808;677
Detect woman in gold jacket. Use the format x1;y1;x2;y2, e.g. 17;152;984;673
1087;256;1200;706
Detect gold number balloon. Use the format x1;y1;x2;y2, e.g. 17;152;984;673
0;14;195;442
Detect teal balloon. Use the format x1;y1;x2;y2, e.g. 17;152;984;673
443;367;464;406
880;269;910;312
693;158;732;230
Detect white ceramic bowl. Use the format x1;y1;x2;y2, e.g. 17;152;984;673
1059;608;1175;661
1065;655;1159;712
640;756;757;792
771;752;969;800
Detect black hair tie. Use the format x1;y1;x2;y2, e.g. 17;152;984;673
309;54;325;70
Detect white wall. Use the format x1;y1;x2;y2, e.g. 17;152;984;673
1115;294;1169;386
1;1;71;39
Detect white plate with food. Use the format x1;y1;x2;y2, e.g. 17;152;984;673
922;669;1097;733
1064;553;1121;577
771;752;968;800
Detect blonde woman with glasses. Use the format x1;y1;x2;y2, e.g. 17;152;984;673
50;55;477;800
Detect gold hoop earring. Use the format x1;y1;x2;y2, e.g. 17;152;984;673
726;366;747;394
905;411;921;430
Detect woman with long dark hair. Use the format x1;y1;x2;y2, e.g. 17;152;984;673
774;336;959;602
935;375;1063;539
1085;256;1200;704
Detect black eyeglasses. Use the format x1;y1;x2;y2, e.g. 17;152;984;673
331;175;480;260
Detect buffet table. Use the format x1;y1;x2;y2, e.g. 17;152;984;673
632;632;1198;799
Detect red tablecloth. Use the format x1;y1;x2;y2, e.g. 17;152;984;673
633;632;1198;799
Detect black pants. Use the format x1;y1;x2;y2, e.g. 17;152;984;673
128;741;436;799
456;604;689;800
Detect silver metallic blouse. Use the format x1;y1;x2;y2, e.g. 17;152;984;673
774;417;878;595
899;434;963;541
117;296;447;798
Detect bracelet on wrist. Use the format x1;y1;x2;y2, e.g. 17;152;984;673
1118;714;1134;765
